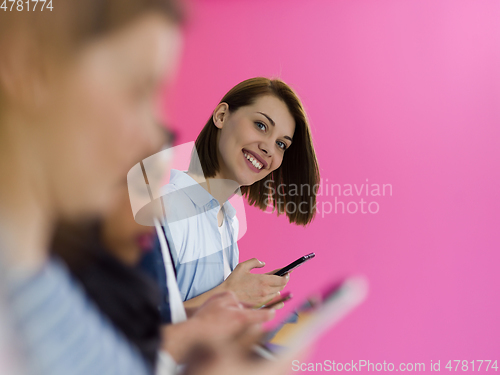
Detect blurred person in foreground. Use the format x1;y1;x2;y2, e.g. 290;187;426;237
50;129;177;368
0;0;300;375
0;1;299;375
0;1;184;374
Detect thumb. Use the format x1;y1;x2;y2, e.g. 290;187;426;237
239;258;266;271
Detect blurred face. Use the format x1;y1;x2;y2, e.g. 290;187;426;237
215;95;295;186
35;14;182;218
101;133;175;265
101;184;156;265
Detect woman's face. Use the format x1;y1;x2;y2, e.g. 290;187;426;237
36;14;182;218
101;184;157;266
215;95;295;186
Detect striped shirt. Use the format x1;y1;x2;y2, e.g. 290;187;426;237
4;257;152;375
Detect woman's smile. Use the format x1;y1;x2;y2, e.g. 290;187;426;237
242;149;267;172
210;94;296;186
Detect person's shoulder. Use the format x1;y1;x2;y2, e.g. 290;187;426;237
160;185;199;224
161;184;192;208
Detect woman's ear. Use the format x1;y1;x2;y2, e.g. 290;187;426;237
212;102;229;129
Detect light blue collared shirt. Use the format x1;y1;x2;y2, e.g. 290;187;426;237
159;170;239;301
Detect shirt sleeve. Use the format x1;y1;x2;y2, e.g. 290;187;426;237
6;258;152;375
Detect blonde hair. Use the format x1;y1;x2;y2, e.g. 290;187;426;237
0;0;184;115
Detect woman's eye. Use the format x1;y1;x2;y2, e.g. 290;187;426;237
255;121;267;131
277;141;287;150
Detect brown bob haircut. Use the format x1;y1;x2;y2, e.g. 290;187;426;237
189;77;320;226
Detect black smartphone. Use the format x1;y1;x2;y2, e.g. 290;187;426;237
274;253;315;277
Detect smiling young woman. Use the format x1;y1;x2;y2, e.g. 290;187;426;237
141;77;320;313
192;78;319;226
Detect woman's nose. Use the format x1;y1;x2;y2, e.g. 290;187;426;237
259;140;273;157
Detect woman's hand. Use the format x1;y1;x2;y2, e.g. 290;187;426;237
221;258;290;307
191;291;275;339
162;292;274;363
182;324;306;375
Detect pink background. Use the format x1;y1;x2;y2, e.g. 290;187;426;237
163;0;500;371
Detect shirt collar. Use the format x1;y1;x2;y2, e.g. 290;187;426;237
169;170;238;219
169;169;215;208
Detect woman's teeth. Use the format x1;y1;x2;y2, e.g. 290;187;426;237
244;152;263;170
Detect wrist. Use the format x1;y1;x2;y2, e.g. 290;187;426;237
215;279;230;294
